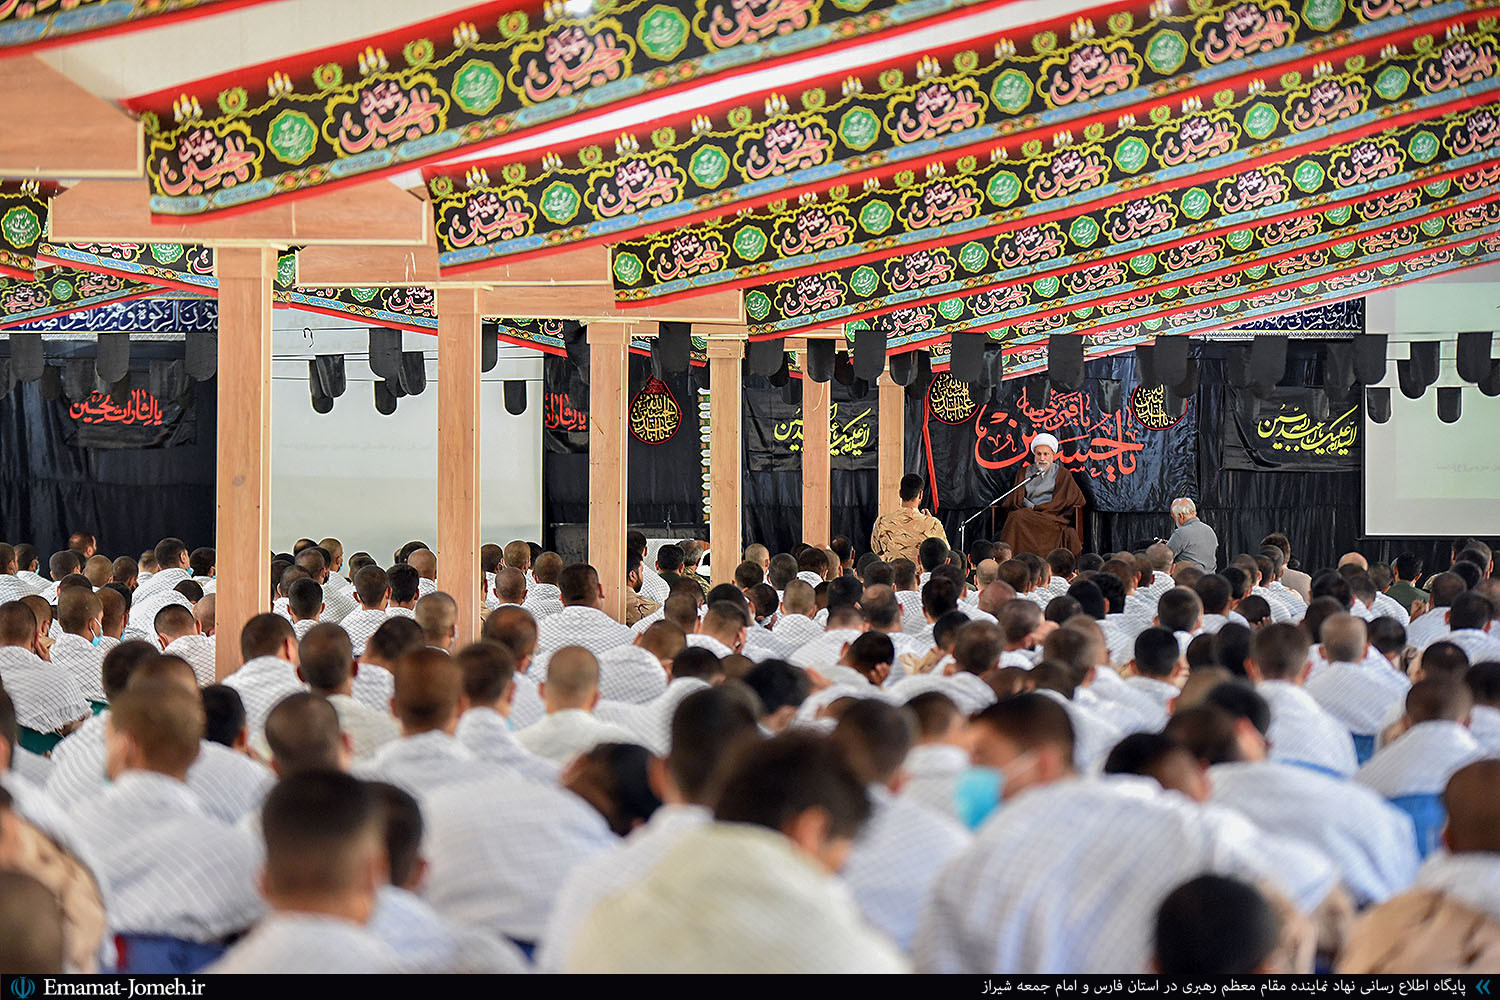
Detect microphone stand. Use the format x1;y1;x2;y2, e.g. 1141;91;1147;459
959;469;1039;555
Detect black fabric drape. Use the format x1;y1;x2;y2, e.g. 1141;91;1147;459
0;341;215;557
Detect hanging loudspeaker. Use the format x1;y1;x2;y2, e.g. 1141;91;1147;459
1456;331;1495;383
1225;343;1252;389
1135;343;1158;388
1353;333;1388;384
95;333;131;385
1153;336;1190;387
949;332;985;383
1171;357;1200;397
852;327;887;380
1046;334;1084;391
833;353;855;386
1437;386;1462;423
481;324;499;373
503;379;527;416
805;340;835;383
1398;341;1440;399
563;322;590;386
746;338;784;376
1323;340;1356;402
653;322;691;376
374;380;399;414
368;327;403;382
1366;386;1391;423
10;334;43;382
39;364;60;400
1249;335;1287;395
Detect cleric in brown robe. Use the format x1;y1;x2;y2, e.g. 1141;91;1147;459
1000;433;1084;558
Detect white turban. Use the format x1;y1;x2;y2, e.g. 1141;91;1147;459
1030;433;1060;453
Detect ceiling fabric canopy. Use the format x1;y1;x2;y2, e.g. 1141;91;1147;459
4;0;1500;379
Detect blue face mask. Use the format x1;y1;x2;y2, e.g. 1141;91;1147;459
91;634;103;647
953;766;1004;830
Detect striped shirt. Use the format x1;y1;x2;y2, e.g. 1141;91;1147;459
221;656;304;739
339;609;389;657
69;771;264;941
208;913;400;973
454;707;558;783
596;644;669;704
1258;680;1359;777
47;633;106;702
164;634;218;687
0;645;90;733
367;885;528;973
1354;721;1482;799
532;605;634;674
352;730;501;800
423;772;617;943
1305;658;1411;736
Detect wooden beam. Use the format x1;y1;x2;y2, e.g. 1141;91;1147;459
588;322;630;622
483;283;742;323
437;286;483;645
878;370;905;519
296;243;610;287
0;56;142;178
49;179;431;246
802;362;831;547
708;340;744;587
214;246;273;681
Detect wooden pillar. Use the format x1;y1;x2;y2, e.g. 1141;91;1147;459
213;247;274;681
437;287;483;644
877;369;905;518
588;323;630;621
708;340;744;586
801;356;832;546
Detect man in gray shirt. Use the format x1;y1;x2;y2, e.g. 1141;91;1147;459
1166;498;1218;572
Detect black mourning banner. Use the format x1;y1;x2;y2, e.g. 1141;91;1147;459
1222;387;1362;472
912;369;1197;521
60;387;196;449
744;382;878;473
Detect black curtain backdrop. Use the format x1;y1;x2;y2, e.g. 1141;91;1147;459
743;375;877;556
541;354;705;551
0;340;215;558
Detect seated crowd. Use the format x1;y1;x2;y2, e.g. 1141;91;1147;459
0;526;1497;974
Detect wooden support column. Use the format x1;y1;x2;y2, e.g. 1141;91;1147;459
214;247;274;681
878;370;905;518
801;358;832;546
437;287;483;644
708;340;744;586
588;323;630;622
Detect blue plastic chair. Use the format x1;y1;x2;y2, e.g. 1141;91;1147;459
17;726;61;756
1388;793;1446;859
114;934;225;974
1351;733;1376;765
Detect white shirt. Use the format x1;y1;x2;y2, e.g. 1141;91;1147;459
771;613;823;652
1407;608;1452;650
537;803;711;972
1258;680;1359;777
532;605;635;676
896;590;927;635
901;743;968;820
0;769;74;849
350;661;394;713
292;618;317;641
1408;850;1500;923
594;677;711;755
339;608;388;657
565;822;907;973
126;584;192;636
317;584;358;624
0;574;36;602
47;633;106;702
164;634;217;687
208;913;401;974
524;582;564;620
423;772;616;943
1354;721;1482;799
915;776;1285;974
1370;590;1411;626
221;655;304;739
508;671;546;730
796;571;824;588
453;707;558;783
132;566;189;601
639;565;670;605
515;708;640;763
788;627;863;670
1036;688;1123;774
596;644;668;704
840;784;970;952
1121;675;1178;724
885;672;996;717
0;645;90;732
352;730;500;800
684;632;735;658
69;771;264;940
327;693;399;760
1304;658;1411;735
1442;627;1500;665
1470;704;1500;755
45;712;270;823
367;885;528;973
1208;760;1419;905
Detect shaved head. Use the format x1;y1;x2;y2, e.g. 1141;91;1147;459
1445;759;1500;853
543;646;600;709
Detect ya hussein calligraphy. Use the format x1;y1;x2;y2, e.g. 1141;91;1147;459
544;391;588;431
1256;405;1359;455
69;390;163;427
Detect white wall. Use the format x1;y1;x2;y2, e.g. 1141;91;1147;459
269;310;542;563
